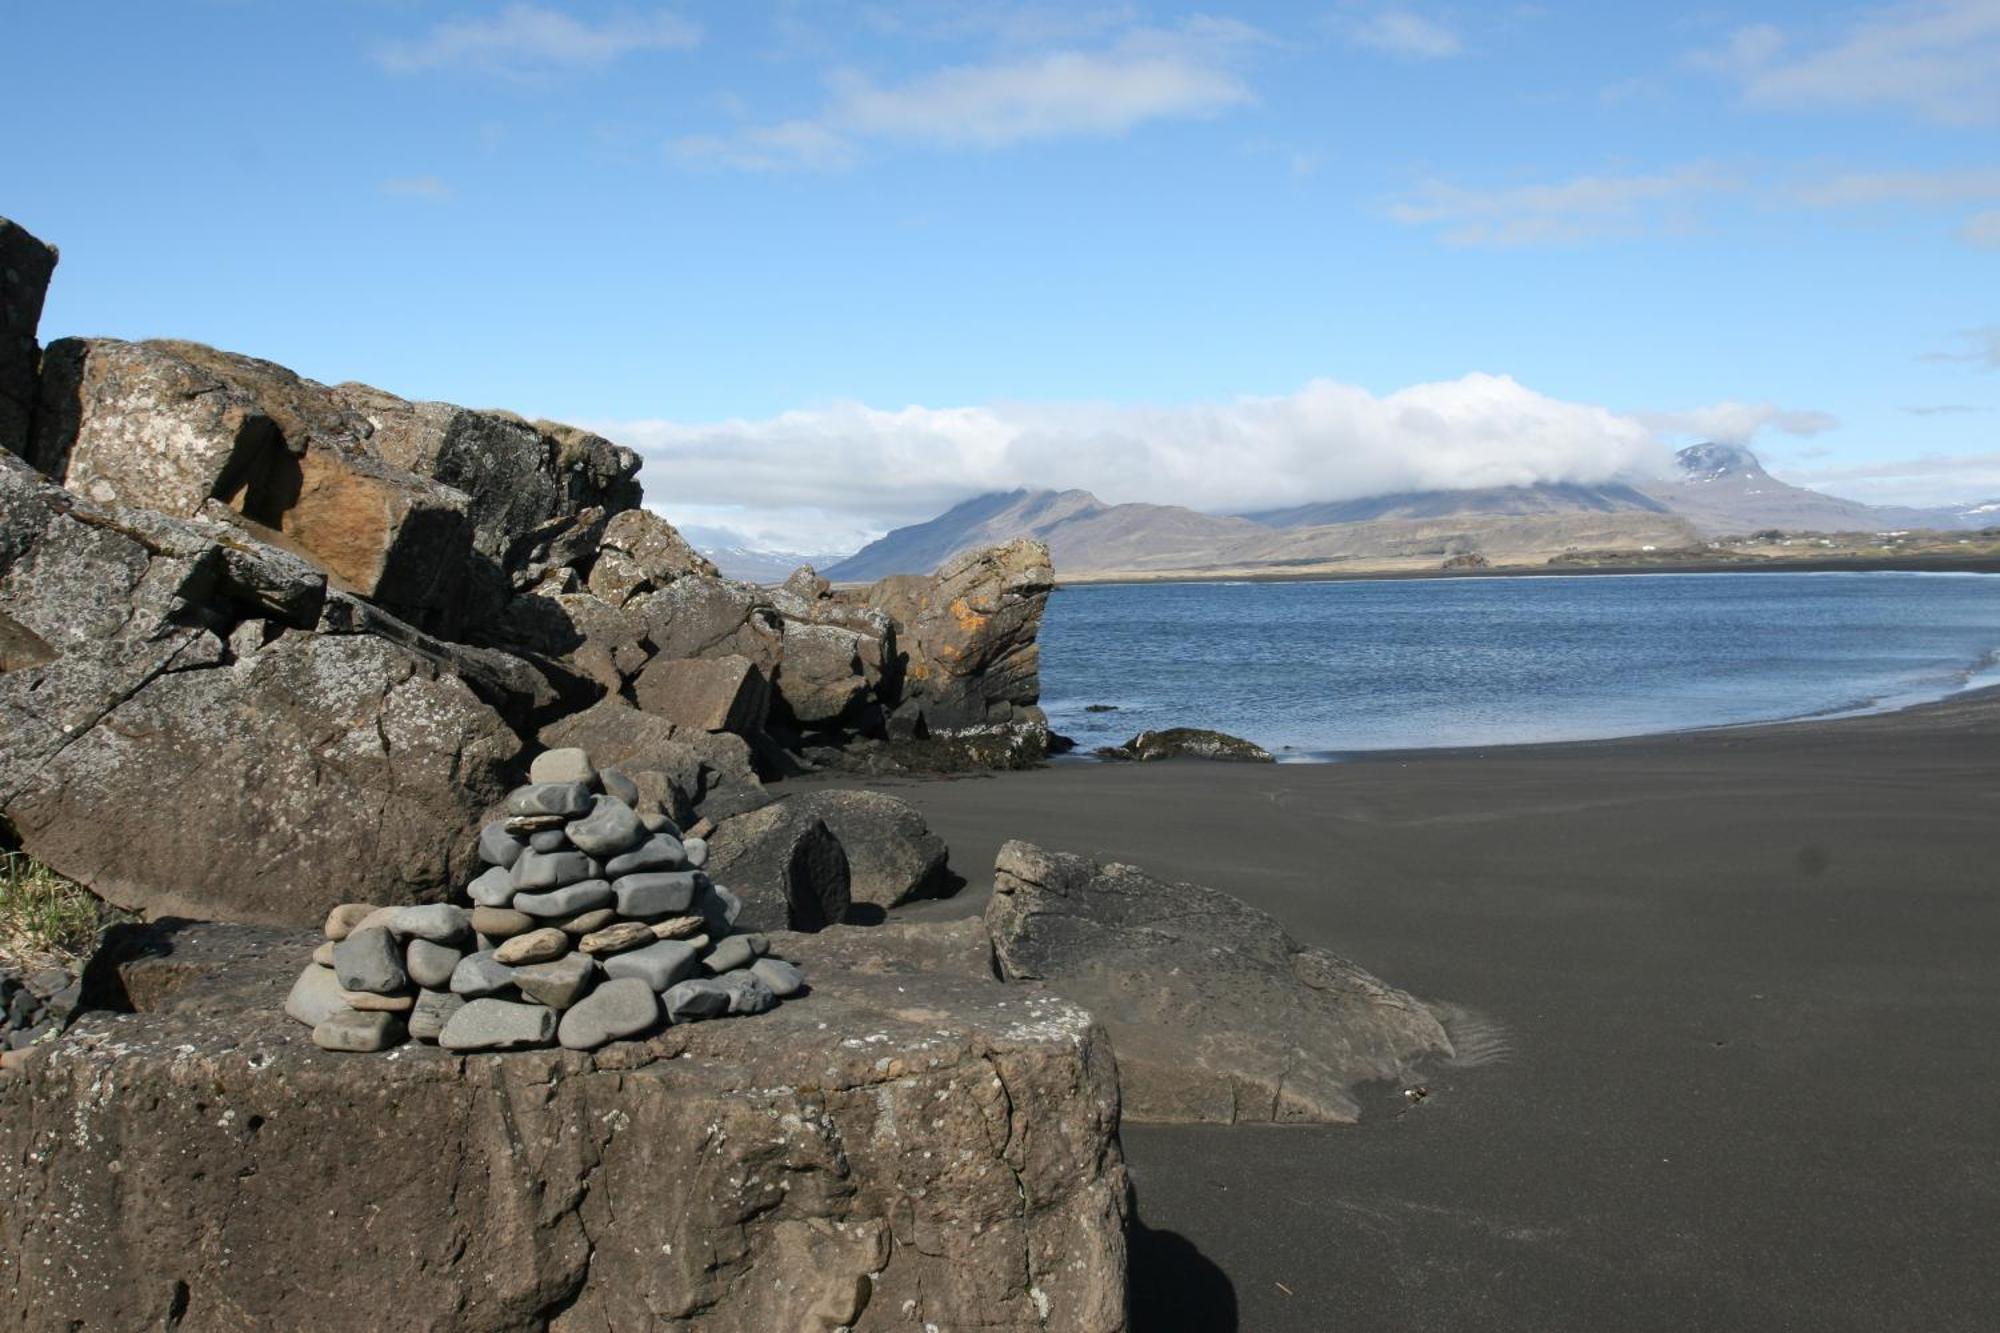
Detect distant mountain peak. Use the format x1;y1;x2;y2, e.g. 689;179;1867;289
1674;441;1766;482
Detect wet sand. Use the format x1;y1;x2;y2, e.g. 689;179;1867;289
852;690;2000;1331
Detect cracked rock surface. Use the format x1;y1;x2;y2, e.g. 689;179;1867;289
1;922;1128;1332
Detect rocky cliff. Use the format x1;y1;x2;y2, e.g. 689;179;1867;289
0;215;1054;929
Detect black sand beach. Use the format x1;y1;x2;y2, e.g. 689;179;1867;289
858;690;2000;1331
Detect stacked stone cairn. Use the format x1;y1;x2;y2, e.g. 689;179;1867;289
282;747;807;1053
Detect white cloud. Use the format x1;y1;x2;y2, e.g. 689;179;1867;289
1789;165;2000;207
1693;0;2000;126
1342;9;1465;60
376;4;700;79
378;175;453;201
596;373;1672;540
1961;209;2000;248
1785;451;2000;506
1902;403;1986;415
1387;163;1737;247
673;17;1263;170
1923;326;2000;368
1634;402;1840;444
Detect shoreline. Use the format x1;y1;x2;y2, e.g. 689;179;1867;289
1052;553;2000;588
855;684;2000;1331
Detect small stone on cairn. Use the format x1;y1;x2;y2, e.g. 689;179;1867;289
283;747;807;1053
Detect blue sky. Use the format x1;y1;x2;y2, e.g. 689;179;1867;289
8;1;1998;550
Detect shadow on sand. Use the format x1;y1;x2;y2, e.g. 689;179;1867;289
1128;1189;1238;1331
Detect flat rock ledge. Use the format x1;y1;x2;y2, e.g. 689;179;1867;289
0;923;1127;1333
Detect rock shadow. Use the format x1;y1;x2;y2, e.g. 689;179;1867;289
1128;1187;1237;1332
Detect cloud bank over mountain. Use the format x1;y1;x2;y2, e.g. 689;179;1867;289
603;374;1865;551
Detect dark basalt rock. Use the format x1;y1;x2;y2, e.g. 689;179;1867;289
987;839;1452;1124
1095;727;1275;764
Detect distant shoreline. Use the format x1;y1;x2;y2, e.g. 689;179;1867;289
1053;553;2000;588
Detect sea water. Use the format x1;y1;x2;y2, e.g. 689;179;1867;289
1037;571;2000;757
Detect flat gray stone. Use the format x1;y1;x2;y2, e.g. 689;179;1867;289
438;998;556;1052
566;795;644;857
408;989;464;1043
557;976;658;1050
601;939;701;992
506;782;593;818
749;957;804;998
604;833;687;878
478;821;524;869
391;904;471;944
511;848;600;892
529;829;569;853
703;933;767;976
513;879;613;918
637;805;682;837
599;766;640;807
528;747;597;787
283;965;346;1027
662;978;732;1023
333;927;407;995
405;939;464;989
312;1009;404;1052
682;836;708;870
468;865;516;908
513;953;597;1010
717;969;777;1016
614;871;703;918
448;951;515;999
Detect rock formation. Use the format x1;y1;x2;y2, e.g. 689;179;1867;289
987;839;1452;1123
0;215;1054;928
3;920;1129;1331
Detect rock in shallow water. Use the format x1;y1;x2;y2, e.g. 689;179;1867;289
438;998;556;1051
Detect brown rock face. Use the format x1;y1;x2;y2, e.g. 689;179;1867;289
586;506;719;606
862;538;1054;734
0;452;518;926
0;923;1129;1333
0;216;57;457
30;338;476;631
987;839;1453;1124
632;653;771;733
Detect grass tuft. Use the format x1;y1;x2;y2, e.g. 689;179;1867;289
0;851;107;967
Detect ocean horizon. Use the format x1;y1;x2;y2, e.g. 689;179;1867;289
1040;570;2000;757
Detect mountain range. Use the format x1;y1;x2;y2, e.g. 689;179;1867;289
818;444;1999;583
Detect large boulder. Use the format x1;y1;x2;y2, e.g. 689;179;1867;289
987;840;1453;1124
29;338;476;631
331;382;641;593
632;653;771;733
861;538;1053;734
777;788;951;909
0;217;57;457
2;922;1128;1332
706;804;852;932
0;453;519;926
586;505;719;606
627;573;784;673
774;619;870;726
539;698;771;823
